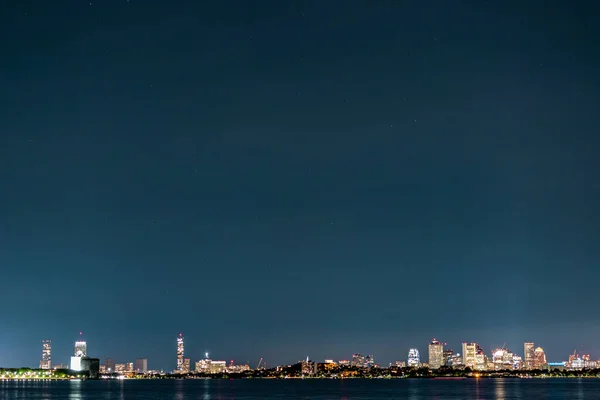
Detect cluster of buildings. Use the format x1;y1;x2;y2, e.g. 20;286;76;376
413;339;595;371
174;334;250;375
34;335;598;377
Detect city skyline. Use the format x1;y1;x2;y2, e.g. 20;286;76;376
15;334;600;372
2;0;599;370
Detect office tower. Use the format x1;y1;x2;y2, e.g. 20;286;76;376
365;355;375;368
533;347;547;369
474;345;487;370
74;341;87;357
176;334;184;373
135;358;148;373
524;342;534;369
105;358;115;372
40;340;52;370
407;348;420;367
183;358;191;373
443;349;453;366
462;343;477;369
428;339;444;369
71;339;87;371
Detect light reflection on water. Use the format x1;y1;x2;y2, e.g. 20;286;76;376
494;378;506;400
68;380;82;400
2;378;600;399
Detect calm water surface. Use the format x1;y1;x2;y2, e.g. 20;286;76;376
1;379;600;399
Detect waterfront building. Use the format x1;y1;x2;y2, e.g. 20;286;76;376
450;353;462;367
71;340;88;371
475;346;486;371
533;347;547;369
338;360;350;366
176;334;184;373
183;358;191;373
126;362;134;372
81;358;100;379
135;358;148;373
462;343;477;369
428;339;443;369
492;348;520;370
40;340;51;370
524;342;535;369
394;361;406;368
115;364;126;373
407;348;420;367
105;358;115;372
443;349;453;366
227;363;250;373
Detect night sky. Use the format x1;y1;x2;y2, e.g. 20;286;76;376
1;0;599;370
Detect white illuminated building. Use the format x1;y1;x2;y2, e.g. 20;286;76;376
70;340;87;371
407;348;420;367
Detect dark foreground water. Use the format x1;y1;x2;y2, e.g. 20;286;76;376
2;379;600;399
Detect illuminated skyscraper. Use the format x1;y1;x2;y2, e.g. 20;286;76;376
428;339;443;369
40;340;51;370
407;348;420;367
461;343;477;369
71;339;87;371
74;341;87;357
524;342;535;369
183;358;191;373
533;347;547;369
176;334;184;373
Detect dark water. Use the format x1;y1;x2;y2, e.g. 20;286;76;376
2;379;600;399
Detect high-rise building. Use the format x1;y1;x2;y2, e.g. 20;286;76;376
135;358;148;373
183;358;191;373
407;348;420;367
40;340;52;370
74;341;87;357
71;339;88;371
443;349;453;366
428;339;444;369
462;343;477;369
524;343;535;369
176;334;184;373
105;358;115;372
533;347;547;369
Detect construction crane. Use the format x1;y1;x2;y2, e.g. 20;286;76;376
256;358;263;370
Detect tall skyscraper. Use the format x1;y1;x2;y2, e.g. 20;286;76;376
74;341;87;357
176;334;184;373
524;342;535;369
40;340;51;370
407;348;420;367
71;339;87;371
135;358;148;373
428;339;444;369
462;343;477;369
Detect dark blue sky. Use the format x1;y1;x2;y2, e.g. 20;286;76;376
1;0;599;370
